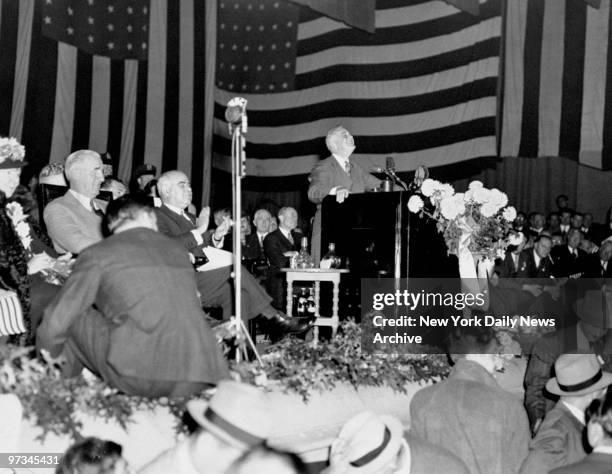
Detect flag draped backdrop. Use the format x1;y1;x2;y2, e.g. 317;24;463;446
501;0;612;170
0;0;216;206
213;0;502;178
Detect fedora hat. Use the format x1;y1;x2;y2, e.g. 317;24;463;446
546;353;612;397
574;289;612;329
331;411;404;473
186;381;272;450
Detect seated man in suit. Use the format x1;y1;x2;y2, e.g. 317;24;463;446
43;150;106;254
263;207;303;310
585;240;612;278
552;228;588;278
308;126;381;262
37;196;229;398
521;353;612;474
154;171;311;335
242;209;271;279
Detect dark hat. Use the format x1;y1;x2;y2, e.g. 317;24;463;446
133;163;157;180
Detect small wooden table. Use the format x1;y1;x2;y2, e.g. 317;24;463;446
281;268;349;340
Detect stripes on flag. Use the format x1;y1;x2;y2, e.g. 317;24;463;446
0;0;215;207
213;0;502;178
501;0;612;170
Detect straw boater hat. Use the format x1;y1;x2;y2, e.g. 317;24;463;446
546;353;612;397
186;380;272;450
331;411;405;473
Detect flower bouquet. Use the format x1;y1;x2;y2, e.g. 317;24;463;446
407;179;518;262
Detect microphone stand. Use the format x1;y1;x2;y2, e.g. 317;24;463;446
229;111;262;365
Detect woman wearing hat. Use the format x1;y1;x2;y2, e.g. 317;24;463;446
0;137;63;342
410;324;530;474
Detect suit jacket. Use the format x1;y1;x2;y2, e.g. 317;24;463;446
37;228;229;388
516;248;556;280
520;402;588;474
406;433;469;474
243;232;263;261
552;245;588;277
307;155;380;262
524;325;612;427
264;228;303;309
154;204;214;257
410;359;530;474
43;190;106;254
497;250;521;278
550;452;612;474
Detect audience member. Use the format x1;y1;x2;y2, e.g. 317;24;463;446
308;125;381;263
571;212;584;230
324;411;468;474
410;324;530;473
154;171;311;335
0;144;62;341
57;437;131;474
560;210;572;237
529;212;546;239
551;232;564;247
139;381;271;474
552;228;587;278
521;353;612;473
130;163;156;195
514;211;528;234
551;385;612;473
547;212;561;234
37;196;229;397
229;446;307;474
584;240;612;278
44;150;106;254
270;215;279;232
557;194;574;214
264;207;303;310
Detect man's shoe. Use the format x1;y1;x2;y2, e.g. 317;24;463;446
268;312;313;335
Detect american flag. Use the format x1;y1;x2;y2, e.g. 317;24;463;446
41;0;149;61
213;0;502;179
501;0;612;170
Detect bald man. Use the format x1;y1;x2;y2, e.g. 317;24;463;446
44;150;107;254
155;171;311;335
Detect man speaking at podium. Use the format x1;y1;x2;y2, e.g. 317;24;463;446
308;126;381;263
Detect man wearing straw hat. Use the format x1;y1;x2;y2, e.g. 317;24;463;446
139;380;272;474
520;353;612;474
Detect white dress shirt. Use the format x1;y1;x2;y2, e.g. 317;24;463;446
69;189;97;212
164;203;223;248
562;401;586;425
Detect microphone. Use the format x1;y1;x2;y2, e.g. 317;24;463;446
384;156;408;191
225;97;248;133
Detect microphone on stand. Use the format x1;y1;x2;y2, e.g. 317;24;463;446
225;97;248;134
384;156;408;191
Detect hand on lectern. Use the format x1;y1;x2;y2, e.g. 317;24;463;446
336;187;350;203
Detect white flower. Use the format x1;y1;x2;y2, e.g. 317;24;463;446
480;202;498;218
463;189;474;202
438;183;455;200
473;187;490;204
502;206;517;222
468;180;484;190
407;195;424;213
496;248;505;259
420;178;438;197
5;202;26;222
489;188;508;208
440;196;462;220
0;136;25;164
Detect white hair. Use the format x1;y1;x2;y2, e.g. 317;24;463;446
253;208;272;221
325;125;346;153
157;170;186;201
278;207;297;219
64;150;100;181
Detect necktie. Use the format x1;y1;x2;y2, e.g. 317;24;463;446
182;211;193;224
91;200;104;218
344;161;351;174
287;232;294;245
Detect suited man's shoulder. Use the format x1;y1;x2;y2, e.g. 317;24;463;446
44;190;76;213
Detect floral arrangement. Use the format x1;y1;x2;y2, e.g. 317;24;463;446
408;179;518;261
0;137;26;166
6;202;32;252
0;321;450;439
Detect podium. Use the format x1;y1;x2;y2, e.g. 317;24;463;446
320;191;457;280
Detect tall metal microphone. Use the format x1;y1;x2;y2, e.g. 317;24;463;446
225;97;248;133
385;156;408;191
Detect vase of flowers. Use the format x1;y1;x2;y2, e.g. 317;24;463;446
408;179;518;277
